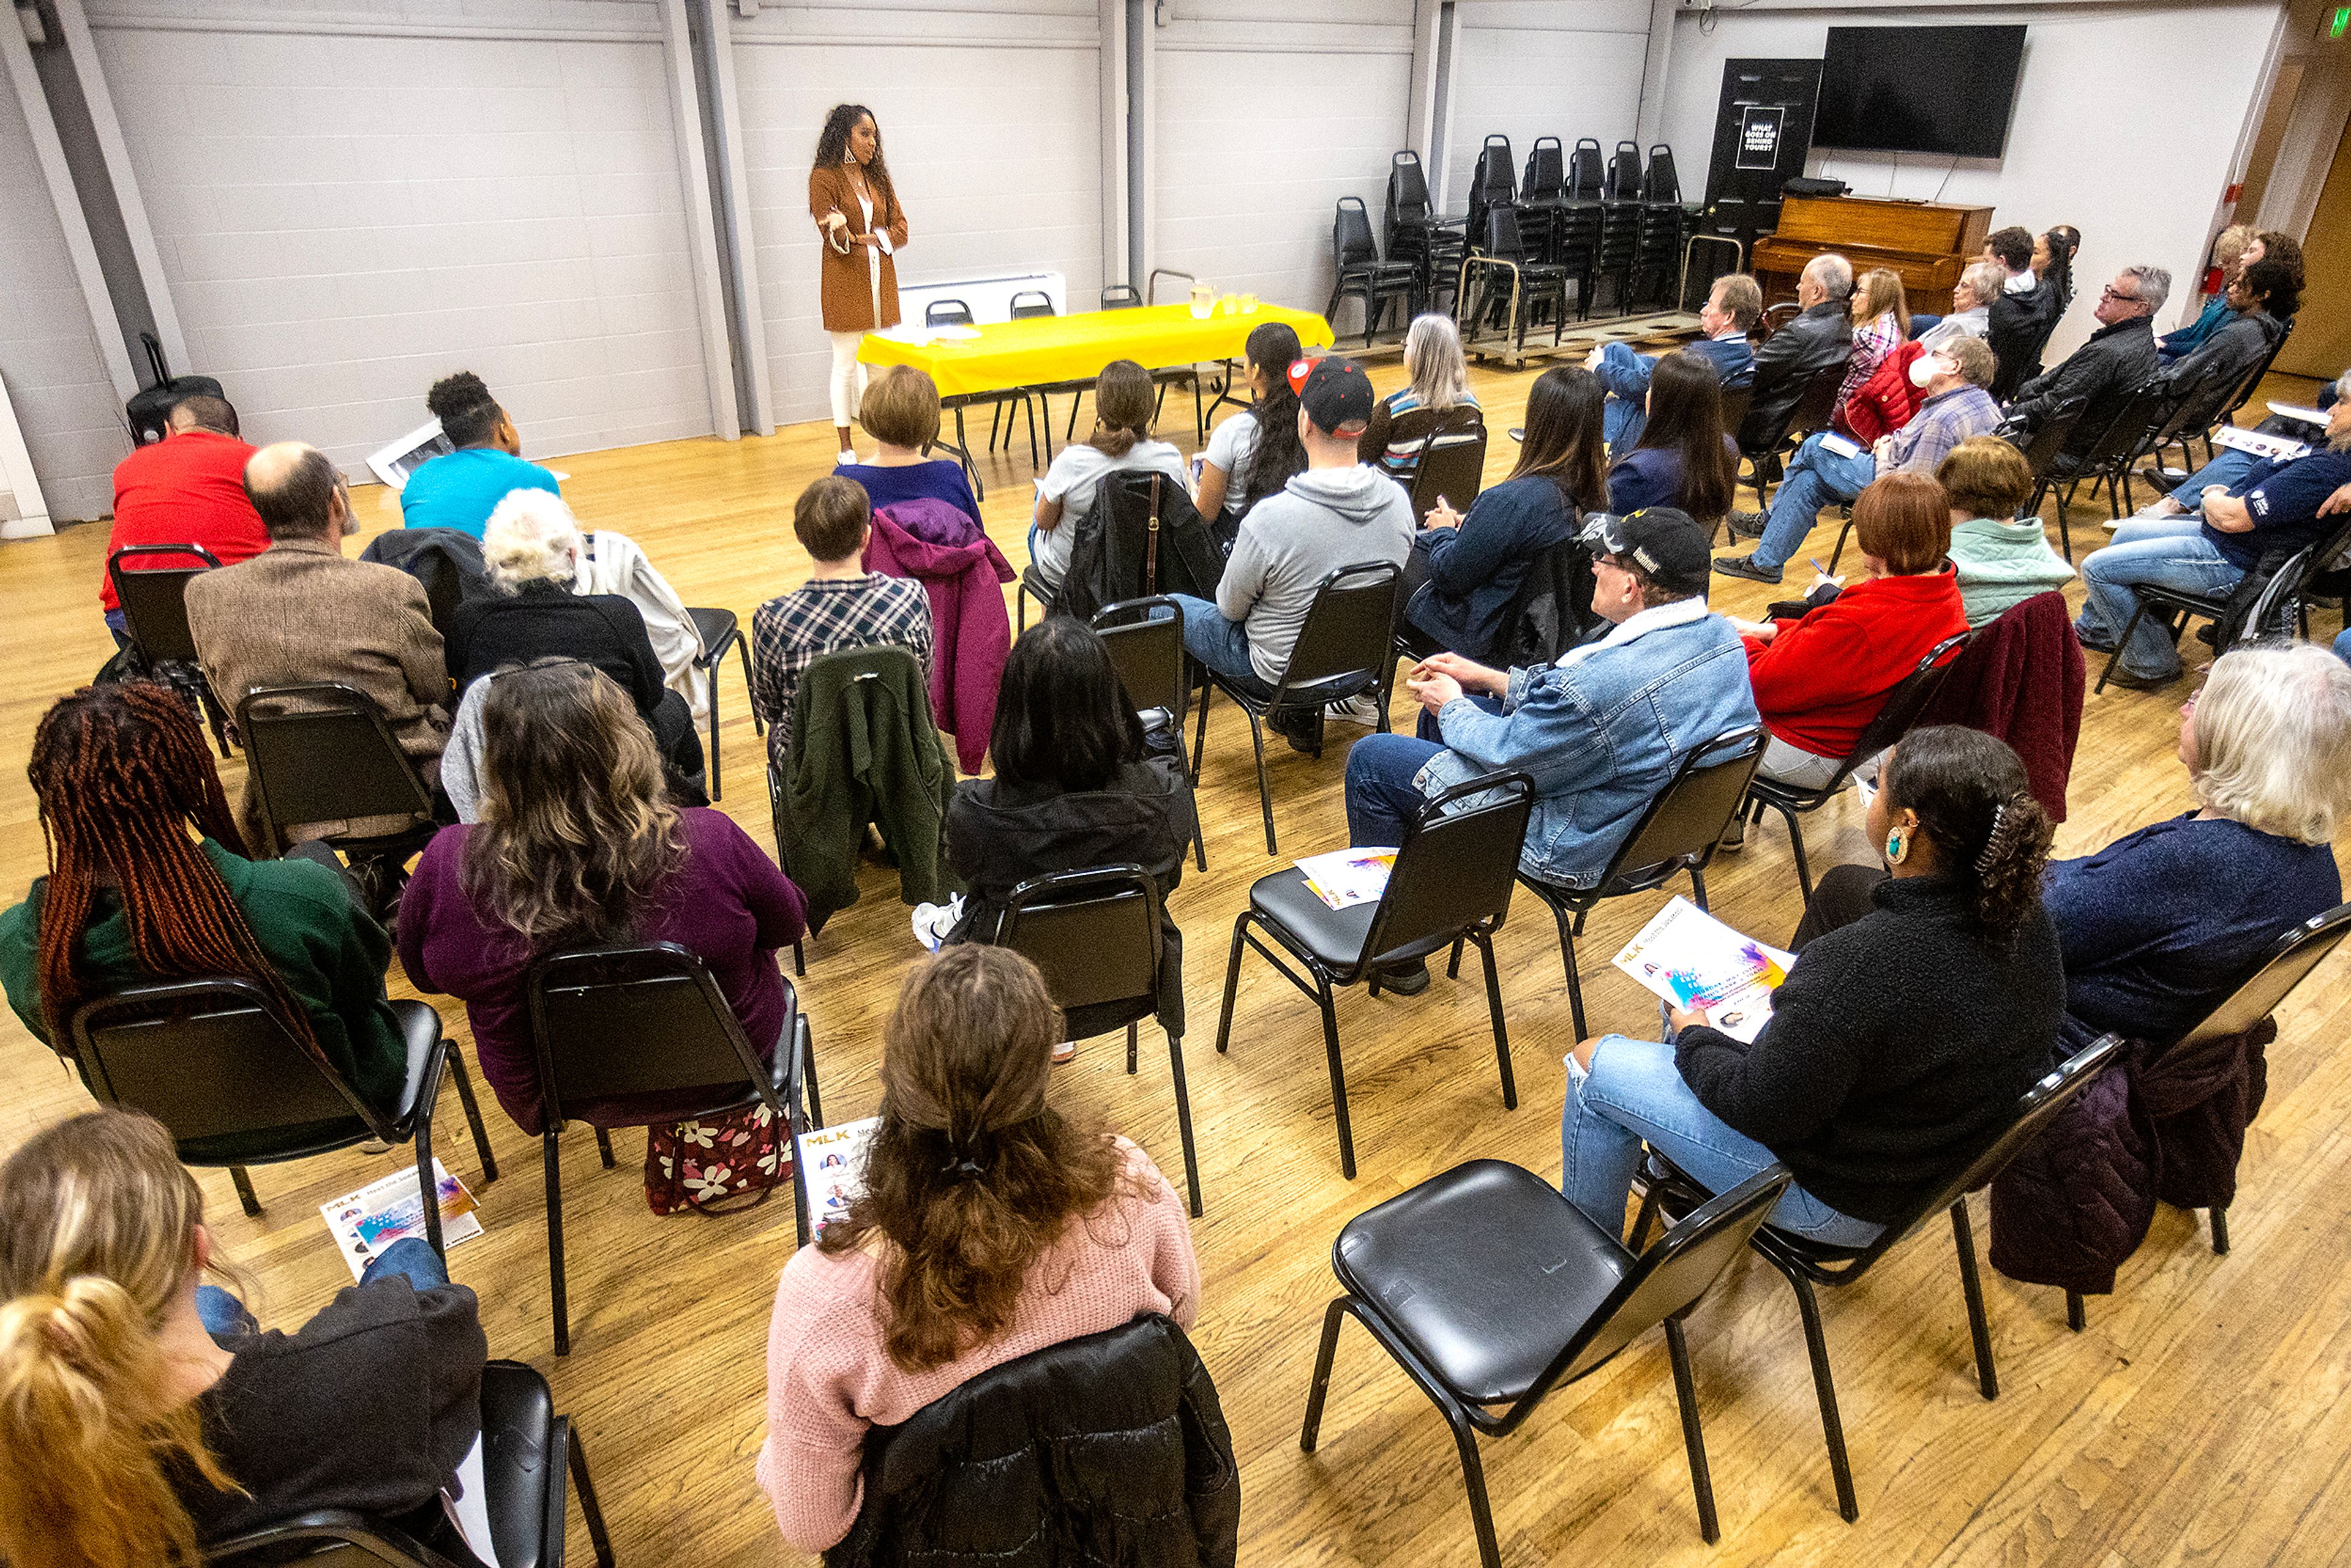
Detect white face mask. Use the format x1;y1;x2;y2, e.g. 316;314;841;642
1909;354;1948;389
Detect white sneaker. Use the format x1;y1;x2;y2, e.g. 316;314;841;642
1330;694;1381;727
910;898;961;952
836;449;857;467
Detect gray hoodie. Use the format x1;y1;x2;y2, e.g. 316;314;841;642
1215;464;1415;684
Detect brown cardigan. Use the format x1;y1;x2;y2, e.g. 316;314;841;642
809;163;908;333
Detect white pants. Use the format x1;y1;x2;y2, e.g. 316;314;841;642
1757;735;1884;790
829;331;869;433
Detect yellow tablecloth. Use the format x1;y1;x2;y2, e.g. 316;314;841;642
857;303;1334;399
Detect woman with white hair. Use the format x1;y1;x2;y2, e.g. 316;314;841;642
444;489;707;797
2044;641;2349;1051
1357;313;1482;483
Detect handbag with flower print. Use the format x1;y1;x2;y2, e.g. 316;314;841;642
643;1101;792;1217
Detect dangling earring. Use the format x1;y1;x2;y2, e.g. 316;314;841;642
1885;830;1907;865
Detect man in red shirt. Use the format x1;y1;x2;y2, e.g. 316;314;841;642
101;395;268;644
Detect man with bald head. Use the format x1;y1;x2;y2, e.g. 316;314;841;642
185;443;450;846
100;394;268;644
1742;253;1856;444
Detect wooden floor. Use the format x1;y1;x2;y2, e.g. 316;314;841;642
1;361;2346;1568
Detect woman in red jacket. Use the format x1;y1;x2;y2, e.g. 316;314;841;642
1734;471;1968;793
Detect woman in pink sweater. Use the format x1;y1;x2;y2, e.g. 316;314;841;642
756;947;1201;1553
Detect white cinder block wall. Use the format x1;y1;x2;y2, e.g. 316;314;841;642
84;0;721;476
1445;0;1654;214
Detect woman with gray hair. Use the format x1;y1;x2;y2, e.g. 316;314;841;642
2044;640;2349;1051
444;489;707;799
1357;313;1483;482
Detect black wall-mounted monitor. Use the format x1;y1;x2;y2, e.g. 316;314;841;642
1812;25;2027;160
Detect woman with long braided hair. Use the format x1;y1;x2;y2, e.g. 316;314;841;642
0;681;408;1112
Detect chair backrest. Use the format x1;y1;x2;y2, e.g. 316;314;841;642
1496;533;1598;667
527;943;786;1126
1521;137;1565;203
1482;203;1530;264
1828;630;1972;784
926;298;974;327
1101;283;1142;310
1716;385;1753;445
1475;134;1515;198
1093;596;1189;722
1597;726;1766;891
1009;290;1055;320
1641;144;1681;202
1387;149;1434;226
236;683;432;849
2017;394;2088;480
2074;380;2171;471
999;865;1164;1038
1406;427;1490;518
2150;362;2235;448
1335;196;1381;268
1360;771;1535;967
1607;140;1643;200
1271;560;1404;706
109;542;221;666
1567;138;1605;200
1783;358;1850;441
2172;902;2351;1053
69;977;386;1152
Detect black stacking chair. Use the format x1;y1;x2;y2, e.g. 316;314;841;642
69;982;495;1253
683;606;757;801
206;1359;614;1568
2091;516;2351;694
1499;726;1764;1038
1742;632;1970;899
1328;197;1418;345
108;542;231;755
1385;150;1466;315
236;683;439;913
1567;138;1605;200
1190;560;1403;855
2044;380;2174;525
999;866;1201;1215
1631;1033;2125;1522
1738;360;1848;507
1469;206;1570;351
526;943;819;1354
1405;424;1489;519
1301;1163;1791;1568
1607;140;1644;200
1215;772;1532;1179
924;298;1023;495
1464;134;1517;253
2016;394;2091;559
1095;595;1208;870
1642;144;1683;201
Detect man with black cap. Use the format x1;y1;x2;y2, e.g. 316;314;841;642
1342;507;1758;992
1167;354;1414;749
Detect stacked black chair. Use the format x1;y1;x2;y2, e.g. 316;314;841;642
1593;198;1643;315
1463;135;1517;263
1516;136;1569;268
1384;150;1466;318
108;542;232;756
1467;206;1570;351
1093;595;1209;870
236;683;439;915
1567;138;1606;200
1327;196;1419;345
1300;1163;1794;1568
683;606;758;801
1215;773;1534;1179
1643;144;1683;202
1606;141;1644;200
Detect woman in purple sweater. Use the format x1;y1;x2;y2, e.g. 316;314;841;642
399;658;808;1133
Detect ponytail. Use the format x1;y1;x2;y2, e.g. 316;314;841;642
1086;360;1153;460
1883;726;2054;936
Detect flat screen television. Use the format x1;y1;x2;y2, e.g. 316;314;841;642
1812;25;2028;160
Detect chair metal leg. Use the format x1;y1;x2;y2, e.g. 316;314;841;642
1446;1398;1506;1568
1629;1182;1661;1250
1665;1316;1722;1544
1550;899;1587;1041
801;1017;823;1127
414;1111;446;1259
1127;1020;1139;1075
1214;913;1249;1054
1446;934;1464;979
1191;677;1212;786
1788;1269;1858;1521
1316;978;1357;1180
2210;1206;2230;1255
545;1131;571;1357
1689;865;1709;912
565;1419;618;1568
1951;1201;1998;1400
1243;707;1277;855
1760;797;1814;902
230;1165;261;1216
593;1127;616;1170
1472;931;1516;1110
1300;1295;1352;1452
1168;1030;1202;1217
733;635;761;735
1170;723;1208;871
793;939;805;977
704;661;723;802
446;1046;497;1184
2066;1289;2087;1332
2094;604;2150;695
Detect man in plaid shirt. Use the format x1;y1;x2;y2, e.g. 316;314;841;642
751;476;933;767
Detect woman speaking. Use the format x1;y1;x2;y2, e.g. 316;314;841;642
810;103;909;463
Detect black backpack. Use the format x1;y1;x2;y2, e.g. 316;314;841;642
1051;469;1226;622
124;332;227;448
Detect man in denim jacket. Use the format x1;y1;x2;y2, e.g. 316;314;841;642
1343;508;1758;992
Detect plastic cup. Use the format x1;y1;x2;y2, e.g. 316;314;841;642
1240;293;1259;313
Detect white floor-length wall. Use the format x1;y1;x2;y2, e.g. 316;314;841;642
1445;0;1654;212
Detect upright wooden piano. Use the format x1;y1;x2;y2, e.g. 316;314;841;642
1752;195;1994;314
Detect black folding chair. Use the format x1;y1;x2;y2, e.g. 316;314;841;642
1215;773;1533;1179
2091;516;2351;694
2044;380;2174;525
1404;418;1489;520
1739;359;1848;508
69;982;495;1253
526;943;820;1354
1328;197;1418;345
1190;560;1403;855
109;542;232;755
206;1359;613;1568
1742;632;1971;899
1630;1033;2124;1522
1094;595;1208;870
2015;394;2091;559
924;298;1022;496
999;866;1201;1216
682;606;757;801
1301;1162;1791;1568
236;683;440;913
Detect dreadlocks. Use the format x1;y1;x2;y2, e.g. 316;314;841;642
26;683;322;1062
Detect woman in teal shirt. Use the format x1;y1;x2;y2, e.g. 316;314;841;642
0;683;408;1113
399;370;562;539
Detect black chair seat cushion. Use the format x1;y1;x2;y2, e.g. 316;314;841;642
1336;1159;1629;1405
1248;868;1453;978
1641;1151;1872;1269
479;1360;560;1568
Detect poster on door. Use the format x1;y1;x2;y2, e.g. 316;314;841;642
1736;106;1785;170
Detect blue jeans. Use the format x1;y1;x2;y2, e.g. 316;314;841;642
1168;593;1275;699
2075;516;2243;680
1344;733;1442;845
104;607;130;649
1753;435;1877;572
2165;449;2265;510
2335;626;2351;666
195;1236;449;1338
1594;341;1655;454
1562;1035;1884;1245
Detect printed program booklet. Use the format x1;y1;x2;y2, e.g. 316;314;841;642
1295;847;1397;910
797;1117;882;1239
1610;895;1798;1045
318;1159;483;1283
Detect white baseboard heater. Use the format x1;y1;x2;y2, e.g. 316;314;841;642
895;271;1069;328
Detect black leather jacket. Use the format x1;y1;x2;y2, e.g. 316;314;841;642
1747;300;1855;436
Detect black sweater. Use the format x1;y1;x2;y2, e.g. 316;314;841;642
1674;875;2064;1224
445;580;666;721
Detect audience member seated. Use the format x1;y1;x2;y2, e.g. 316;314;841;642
1193;321;1307;528
1589;272;1760;453
838;366;981;520
2005;264;2168;462
1348;509;1756;994
1403;366;1605;660
397;371;562;539
2074;396;2351;688
99;394;266;645
0;1109;487;1562
1358;313;1484;482
1607;350;1739;525
1169;357;1414;751
1742;253;1855;441
921;621;1195;1048
1830;266;1910;426
1938;436;2074;629
2037;225;2081;320
749;476;933;771
1731;472;1969;792
2045;643;2349;1053
0;683;408;1116
186;442;450;846
1029;359;1191;593
1985;224;2061;399
1718;336;1999;585
2158;224;2254;364
1910;260;2004;350
396;661;806;1132
2154;256;2296;397
448;490;705;795
1563;726;2063;1242
756;945;1200;1555
2127;367;2350;524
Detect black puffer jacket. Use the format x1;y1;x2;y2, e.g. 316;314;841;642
825;1314;1239;1568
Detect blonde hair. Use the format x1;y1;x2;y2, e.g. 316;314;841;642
2191;642;2351;844
481;489;583;590
0;1110;239;1568
2213;223;2256;274
1853;266;1911;338
859;365;942;449
1936;435;2036;520
1402;315;1469;411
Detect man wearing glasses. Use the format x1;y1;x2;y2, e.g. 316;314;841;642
2004;266;2170;462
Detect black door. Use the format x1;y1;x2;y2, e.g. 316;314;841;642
1701;59;1822;265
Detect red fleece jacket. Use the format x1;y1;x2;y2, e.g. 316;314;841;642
1745;566;1968;759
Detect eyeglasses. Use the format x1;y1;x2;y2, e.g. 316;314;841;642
2100;285;2141;303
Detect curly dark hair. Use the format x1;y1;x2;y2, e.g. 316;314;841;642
1883;726;2054;936
812;103;896;211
